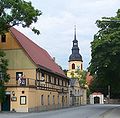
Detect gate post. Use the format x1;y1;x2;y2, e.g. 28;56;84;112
0;102;1;111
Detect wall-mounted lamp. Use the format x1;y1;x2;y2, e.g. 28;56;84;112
12;91;15;96
11;91;17;101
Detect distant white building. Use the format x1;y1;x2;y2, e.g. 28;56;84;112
90;92;104;104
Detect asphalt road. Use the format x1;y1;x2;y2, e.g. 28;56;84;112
0;104;120;118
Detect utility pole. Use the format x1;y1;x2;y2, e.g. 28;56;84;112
108;85;110;103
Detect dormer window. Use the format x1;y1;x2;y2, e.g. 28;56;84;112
1;35;6;43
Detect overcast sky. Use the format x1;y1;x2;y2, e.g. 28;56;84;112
15;0;120;70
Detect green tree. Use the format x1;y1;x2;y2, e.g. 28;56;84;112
0;51;10;102
88;9;120;98
71;70;87;87
0;0;42;34
0;0;42;102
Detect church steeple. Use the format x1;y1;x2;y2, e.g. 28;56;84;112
74;25;77;41
67;26;83;78
69;26;83;62
73;25;78;47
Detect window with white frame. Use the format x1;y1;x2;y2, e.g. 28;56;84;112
20;96;26;105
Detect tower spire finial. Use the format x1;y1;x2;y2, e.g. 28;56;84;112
74;25;76;40
69;25;83;62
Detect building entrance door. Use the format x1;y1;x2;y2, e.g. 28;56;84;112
1;94;10;111
94;96;100;104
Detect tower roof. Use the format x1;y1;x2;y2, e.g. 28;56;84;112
69;26;83;62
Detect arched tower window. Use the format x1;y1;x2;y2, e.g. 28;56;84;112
72;63;75;69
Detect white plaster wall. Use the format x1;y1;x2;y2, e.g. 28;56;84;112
90;94;104;104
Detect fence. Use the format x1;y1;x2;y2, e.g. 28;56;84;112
5;77;36;87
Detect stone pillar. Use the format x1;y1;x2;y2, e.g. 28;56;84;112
0;102;1;111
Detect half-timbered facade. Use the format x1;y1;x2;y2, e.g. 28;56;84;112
0;27;69;112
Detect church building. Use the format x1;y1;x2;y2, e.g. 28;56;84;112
67;26;83;78
67;26;87;106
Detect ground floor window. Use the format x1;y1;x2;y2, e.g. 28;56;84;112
20;96;26;105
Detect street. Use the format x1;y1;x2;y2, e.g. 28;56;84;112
0;104;120;118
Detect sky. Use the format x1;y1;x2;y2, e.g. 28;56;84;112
15;0;120;70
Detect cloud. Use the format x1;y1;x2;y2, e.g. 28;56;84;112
16;0;120;70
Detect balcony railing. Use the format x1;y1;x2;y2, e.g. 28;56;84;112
5;77;36;87
5;77;68;93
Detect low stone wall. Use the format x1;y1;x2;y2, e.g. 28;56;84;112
28;104;69;112
109;99;120;104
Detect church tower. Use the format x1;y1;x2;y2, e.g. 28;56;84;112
67;26;83;78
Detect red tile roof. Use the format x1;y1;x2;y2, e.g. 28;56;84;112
10;27;66;77
92;92;103;95
86;72;93;86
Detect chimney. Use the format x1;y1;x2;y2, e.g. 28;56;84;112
53;57;55;62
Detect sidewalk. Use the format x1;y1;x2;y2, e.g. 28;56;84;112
99;106;120;118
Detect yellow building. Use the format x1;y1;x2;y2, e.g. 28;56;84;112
0;27;69;112
67;26;87;105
